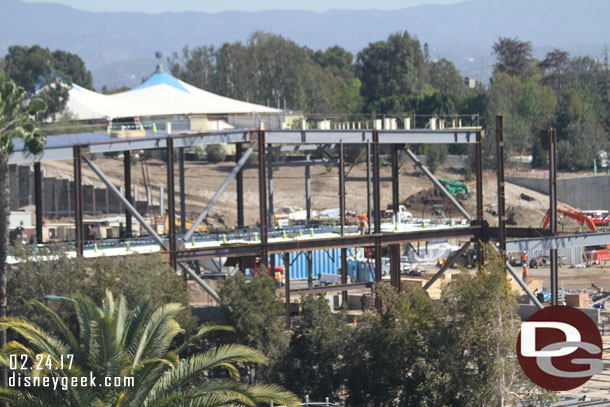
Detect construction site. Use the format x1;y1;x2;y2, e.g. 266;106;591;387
6;69;610;404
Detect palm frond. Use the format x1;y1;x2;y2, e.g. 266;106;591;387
175;325;235;356
131;303;184;366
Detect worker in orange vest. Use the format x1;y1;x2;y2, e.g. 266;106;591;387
522;252;528;283
274;270;282;288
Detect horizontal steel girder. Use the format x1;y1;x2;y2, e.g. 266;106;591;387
9;128;481;164
506;231;610;252
172;226;480;262
265;130;480;144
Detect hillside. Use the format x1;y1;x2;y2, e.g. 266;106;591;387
2;0;609;89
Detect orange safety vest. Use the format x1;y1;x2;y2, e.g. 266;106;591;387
275;272;282;282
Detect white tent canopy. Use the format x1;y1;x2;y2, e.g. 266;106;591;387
66;66;281;120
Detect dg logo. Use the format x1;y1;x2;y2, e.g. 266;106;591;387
517;305;603;391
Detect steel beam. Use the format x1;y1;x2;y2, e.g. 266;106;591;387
9;130;252;165
366;142;372;233
391;144;401;290
34;162;43;244
372;131;382;282
548;128;559;306
174;228;481;262
179;147;186;233
290;282;373;295
305;156;311;222
506;231;610;252
264;130;480;144
235;143;245;228
423;242;471;291
124;150;132;238
475;130;484;271
82;154;221;302
166;138;177;271
73;146;84;256
183;142;256;242
405;149;472;222
496;115;507;261
9;129;482;165
284;252;291;329
267;144;275;228
339;143;348;302
258;130;269;266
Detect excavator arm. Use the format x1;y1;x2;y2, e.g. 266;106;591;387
541;205;597;232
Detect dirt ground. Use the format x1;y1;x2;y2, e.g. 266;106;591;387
41;156;566;229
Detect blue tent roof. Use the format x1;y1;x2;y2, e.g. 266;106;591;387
130;65;189;94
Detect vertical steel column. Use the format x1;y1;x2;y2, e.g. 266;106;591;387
475;130;484;271
267;144;275;272
548;128;559;305
124;151;132;238
73;146;84;256
284;252;291;329
179;147;186;233
258;130;269;267
366;142;372;233
166;138;177;271
372;131;382;282
34;162;43;244
305;156;312;223
495;116;506;261
339;143;348;303
236;143;245;228
267;144;274;227
390;144;401;290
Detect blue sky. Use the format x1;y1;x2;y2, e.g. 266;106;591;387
23;0;463;13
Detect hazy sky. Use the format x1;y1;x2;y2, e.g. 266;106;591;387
22;0;464;13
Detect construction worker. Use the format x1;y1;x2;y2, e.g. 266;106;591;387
360;294;367;311
357;212;368;234
274;270;282;289
522;251;528;283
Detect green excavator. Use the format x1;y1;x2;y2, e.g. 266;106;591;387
436;178;471;200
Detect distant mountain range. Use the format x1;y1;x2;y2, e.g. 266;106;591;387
2;0;609;90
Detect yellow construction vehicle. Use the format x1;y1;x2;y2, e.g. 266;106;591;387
164;215;209;234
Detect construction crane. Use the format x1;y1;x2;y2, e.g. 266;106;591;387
541;204;597;232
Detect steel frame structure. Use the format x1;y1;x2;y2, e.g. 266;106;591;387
15;121;597;325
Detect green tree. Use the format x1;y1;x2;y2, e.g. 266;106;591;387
272;295;347;400
217;273;286;372
2;45;90;119
428;58;469;100
51;50;93;90
205;144;227;163
0;74;46;380
425;143;447;173
7;248;197;338
0;291;299;406
539;49;570;107
492;37;535;80
356;31;429;112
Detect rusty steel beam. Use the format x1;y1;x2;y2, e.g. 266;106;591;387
258;130;269;266
173;226;481;262
496;115;507;261
339;143;348;303
166;137;177;271
73;145;84;256
475;130;484;270
284;252;291;329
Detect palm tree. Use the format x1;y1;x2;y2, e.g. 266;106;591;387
0;73;46;390
0;291;299;407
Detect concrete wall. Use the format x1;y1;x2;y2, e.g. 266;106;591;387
507;175;610;210
8;164;136;217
